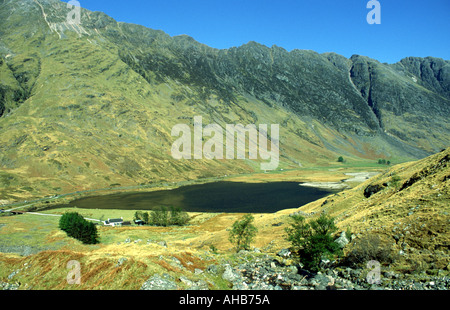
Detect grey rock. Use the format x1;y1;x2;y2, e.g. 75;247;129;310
158;241;168;248
277;248;291;258
140;274;178;290
335;231;350;248
116;257;128;267
1;282;20;290
179;276;209;290
8;270;20;280
222;265;241;283
206;264;220;275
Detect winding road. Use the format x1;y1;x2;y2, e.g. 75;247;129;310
1;206;101;222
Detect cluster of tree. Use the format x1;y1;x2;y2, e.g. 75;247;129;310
377;159;391;165
228;213;342;272
59;212;99;244
338;156;393;165
134;207;190;227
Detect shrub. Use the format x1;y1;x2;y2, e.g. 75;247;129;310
344;233;396;267
228;214;258;252
390;174;401;190
59;212;99;244
285;214;341;271
337;156;344;163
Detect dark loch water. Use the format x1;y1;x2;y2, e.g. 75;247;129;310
58;181;336;213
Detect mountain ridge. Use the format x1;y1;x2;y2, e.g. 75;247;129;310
0;0;449;200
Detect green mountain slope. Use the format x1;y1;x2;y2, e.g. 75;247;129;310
0;0;449;200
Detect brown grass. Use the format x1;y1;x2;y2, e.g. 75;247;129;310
0;149;448;288
172;252;210;272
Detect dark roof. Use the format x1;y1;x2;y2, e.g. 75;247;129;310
105;218;123;224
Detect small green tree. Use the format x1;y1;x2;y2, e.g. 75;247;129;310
142;212;149;224
390;174;401;190
169;207;190;226
149;207;189;226
79;221;100;244
285;214;341;271
337;156;344;163
228;214;258;252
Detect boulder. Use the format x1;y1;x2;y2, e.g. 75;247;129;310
277;248;291;258
222;264;241;283
140;274;178;290
335;231;350;249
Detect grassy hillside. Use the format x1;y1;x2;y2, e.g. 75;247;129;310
0;0;448;203
0;149;448;289
296;147;450;272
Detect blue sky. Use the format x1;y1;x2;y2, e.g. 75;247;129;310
67;0;449;64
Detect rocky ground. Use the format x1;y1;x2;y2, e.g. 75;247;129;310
140;249;450;291
299;172;380;190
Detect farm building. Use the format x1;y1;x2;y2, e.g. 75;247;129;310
103;217;124;227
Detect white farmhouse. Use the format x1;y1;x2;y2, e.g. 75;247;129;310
103;217;124;227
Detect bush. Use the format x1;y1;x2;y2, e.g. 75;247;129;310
344;233;396;267
337;156;344;163
59;212;99;244
390;174;401;190
228;214;258;252
285;214;341;271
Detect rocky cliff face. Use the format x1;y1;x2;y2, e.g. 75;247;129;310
109;19;450;150
396;57;450;98
0;0;448;199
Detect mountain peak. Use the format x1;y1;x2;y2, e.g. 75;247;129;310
0;0;448;197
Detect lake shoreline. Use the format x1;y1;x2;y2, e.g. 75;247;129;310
43;181;340;214
9;168;382;214
299;171;380;190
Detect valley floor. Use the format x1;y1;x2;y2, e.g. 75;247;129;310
0;154;448;290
